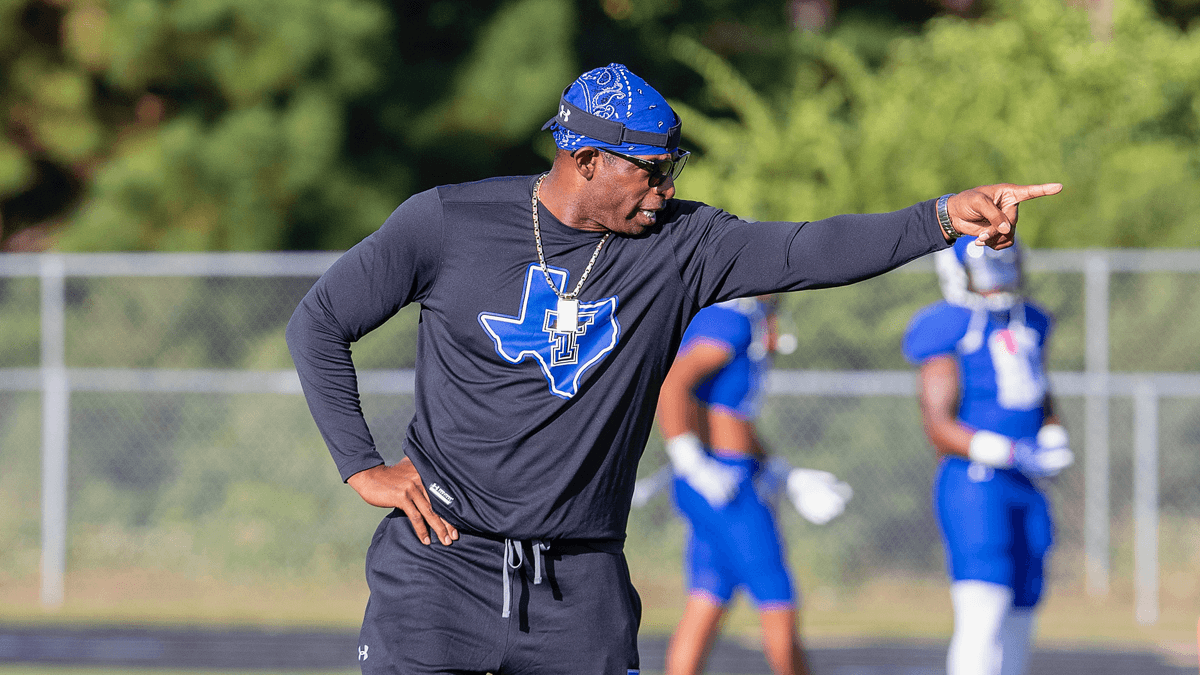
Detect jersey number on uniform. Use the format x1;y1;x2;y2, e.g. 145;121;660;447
987;325;1045;410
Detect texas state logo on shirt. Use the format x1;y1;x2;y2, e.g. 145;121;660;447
478;263;621;399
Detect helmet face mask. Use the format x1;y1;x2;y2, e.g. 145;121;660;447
958;239;1022;295
937;236;1024;309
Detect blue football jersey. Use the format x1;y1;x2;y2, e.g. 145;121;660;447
903;300;1053;439
679;299;771;420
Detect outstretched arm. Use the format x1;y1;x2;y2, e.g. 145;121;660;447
680;182;1063;307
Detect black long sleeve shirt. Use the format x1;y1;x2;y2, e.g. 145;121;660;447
286;174;947;541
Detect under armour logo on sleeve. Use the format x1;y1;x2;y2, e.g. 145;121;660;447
359;645;369;661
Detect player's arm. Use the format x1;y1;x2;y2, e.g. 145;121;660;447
916;355;974;458
1039;338;1062;428
658;341;728;439
918;355;1072;476
1036;392;1071;461
1024;319;1073;475
658;341;741;507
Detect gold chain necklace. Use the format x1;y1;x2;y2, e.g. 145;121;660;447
532;173;609;333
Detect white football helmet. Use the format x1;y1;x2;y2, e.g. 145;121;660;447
936;236;1024;310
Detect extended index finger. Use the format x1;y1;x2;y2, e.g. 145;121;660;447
1008;182;1063;204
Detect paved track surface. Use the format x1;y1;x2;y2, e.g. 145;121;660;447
0;624;1194;673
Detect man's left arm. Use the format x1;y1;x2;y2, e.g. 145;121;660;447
684;183;1061;305
685;199;943;304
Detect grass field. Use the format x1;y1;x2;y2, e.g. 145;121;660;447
2;567;1197;659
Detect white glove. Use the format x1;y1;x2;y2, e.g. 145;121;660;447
631;466;672;507
786;468;853;525
665;433;741;508
967;429;1018;468
1030;423;1074;477
969;428;1074;478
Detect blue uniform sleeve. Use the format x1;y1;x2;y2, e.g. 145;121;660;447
286;188;445;481
680;305;750;356
665;198;949;308
903;302;969;365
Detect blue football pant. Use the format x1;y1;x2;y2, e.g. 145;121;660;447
672;454;795;608
935;457;1053;608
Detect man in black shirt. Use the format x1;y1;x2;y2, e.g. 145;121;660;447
286;63;1061;674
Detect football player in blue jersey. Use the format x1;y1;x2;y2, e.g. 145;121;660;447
639;296;851;675
903;237;1074;675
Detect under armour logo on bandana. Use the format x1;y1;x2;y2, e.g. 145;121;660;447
479;264;620;399
559;104;570;122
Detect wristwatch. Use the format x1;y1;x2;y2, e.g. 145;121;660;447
936;193;959;240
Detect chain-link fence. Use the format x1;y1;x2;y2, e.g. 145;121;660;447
1;251;1197;626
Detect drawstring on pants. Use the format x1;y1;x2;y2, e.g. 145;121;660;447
501;539;550;618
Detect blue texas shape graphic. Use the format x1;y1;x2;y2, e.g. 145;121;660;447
478;263;621;399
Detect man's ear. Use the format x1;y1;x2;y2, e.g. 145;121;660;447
572;147;602;181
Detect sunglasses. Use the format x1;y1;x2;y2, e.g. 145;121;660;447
601;148;690;187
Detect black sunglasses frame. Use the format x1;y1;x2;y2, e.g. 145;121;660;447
601;148;690;187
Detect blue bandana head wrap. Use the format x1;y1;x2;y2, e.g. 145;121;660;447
541;63;681;156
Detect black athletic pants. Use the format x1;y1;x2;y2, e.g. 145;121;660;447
358;510;642;674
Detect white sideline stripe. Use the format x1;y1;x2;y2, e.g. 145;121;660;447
3;368;1200;397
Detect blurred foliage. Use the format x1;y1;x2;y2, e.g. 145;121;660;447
673;0;1200;248
0;0;579;251
1;0;1199;251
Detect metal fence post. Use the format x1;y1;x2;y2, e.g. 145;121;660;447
39;254;68;609
1084;252;1110;597
1133;380;1159;624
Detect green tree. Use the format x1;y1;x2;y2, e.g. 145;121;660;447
4;0;1200;252
0;0;580;251
673;0;1200;248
